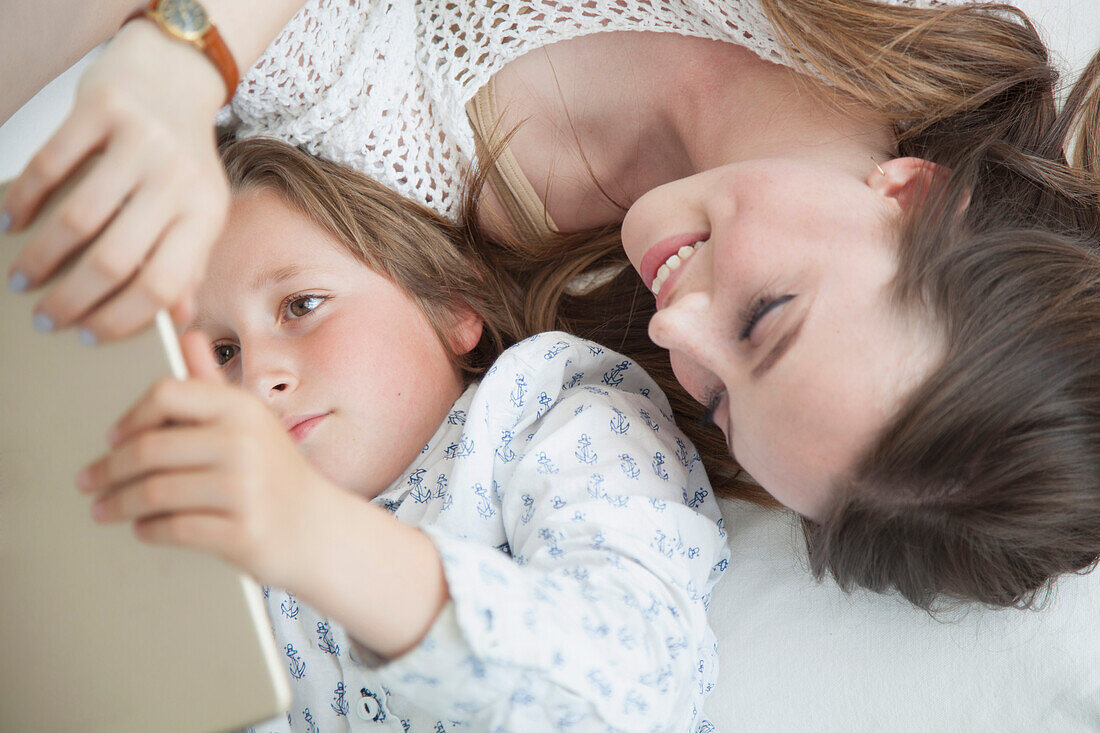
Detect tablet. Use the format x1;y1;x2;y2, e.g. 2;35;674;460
0;179;290;731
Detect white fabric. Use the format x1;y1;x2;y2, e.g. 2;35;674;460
229;0;941;221
706;500;1100;731
250;333;729;732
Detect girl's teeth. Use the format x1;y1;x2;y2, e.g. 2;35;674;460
652;240;705;295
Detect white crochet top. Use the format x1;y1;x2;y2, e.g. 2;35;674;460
229;0;940;220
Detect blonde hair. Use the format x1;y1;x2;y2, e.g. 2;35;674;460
217;135;524;381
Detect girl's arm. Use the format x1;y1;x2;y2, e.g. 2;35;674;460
2;0;308;342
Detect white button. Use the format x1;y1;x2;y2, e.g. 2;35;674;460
356;692;382;721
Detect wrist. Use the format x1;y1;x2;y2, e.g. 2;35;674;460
110;18;225;113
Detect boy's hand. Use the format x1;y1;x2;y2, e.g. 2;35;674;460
78;330;334;589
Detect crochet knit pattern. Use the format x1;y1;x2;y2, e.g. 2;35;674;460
230;0;942;220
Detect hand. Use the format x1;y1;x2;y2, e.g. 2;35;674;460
3;20;229;341
77;330;335;588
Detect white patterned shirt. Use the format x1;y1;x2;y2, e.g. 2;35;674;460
248;332;729;732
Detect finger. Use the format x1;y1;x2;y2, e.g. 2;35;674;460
2;105;111;231
132;510;237;554
30;179;175;332
169;287;197;330
91;467;233;523
80;422;224;496
107;376;236;448
180;329;225;383
9;136;147;298
76;212;215;342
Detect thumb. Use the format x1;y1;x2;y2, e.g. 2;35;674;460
179;329;226;383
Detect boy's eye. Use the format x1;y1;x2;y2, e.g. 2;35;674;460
286;295;325;319
213;343;239;366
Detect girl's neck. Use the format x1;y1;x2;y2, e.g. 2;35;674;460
489;32;892;233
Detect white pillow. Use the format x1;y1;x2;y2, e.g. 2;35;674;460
706;500;1100;731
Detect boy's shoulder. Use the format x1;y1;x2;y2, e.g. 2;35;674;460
474;331;676;427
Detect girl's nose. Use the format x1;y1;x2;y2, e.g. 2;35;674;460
238;341;298;399
647;290;722;364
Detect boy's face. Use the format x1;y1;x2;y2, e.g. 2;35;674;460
190;188;474;499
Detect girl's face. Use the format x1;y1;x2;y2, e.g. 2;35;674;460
620;157;942;519
191;189;478;499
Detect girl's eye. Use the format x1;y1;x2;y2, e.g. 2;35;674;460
739;294;795;342
285;294;325;319
213;343;239;366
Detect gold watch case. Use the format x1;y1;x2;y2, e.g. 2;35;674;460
151;0;213;46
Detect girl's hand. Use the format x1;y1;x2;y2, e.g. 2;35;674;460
3;20;230;341
77;330;334;589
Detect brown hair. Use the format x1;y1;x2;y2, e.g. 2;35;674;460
468;1;1100;607
217;136;523;381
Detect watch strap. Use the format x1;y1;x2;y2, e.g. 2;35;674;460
123;0;240;106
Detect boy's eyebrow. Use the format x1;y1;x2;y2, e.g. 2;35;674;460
251;264;307;292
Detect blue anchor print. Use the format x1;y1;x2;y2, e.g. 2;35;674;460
649;497;668;512
675;437;701;469
509;373;528;407
301;707;319;733
261;585;269;599
574;434;598;464
652;451;669;480
586;669;613;698
601;360;629;387
472;483;496;519
536;451;560;474
623;690;649;715
408;468;432;503
520;494;536;524
619;453;641;480
434;473;449;500
639;386;651;397
536;391;553;417
586;344;604;357
590;530;607;551
496;429;517;462
609;407;630;435
543;339;570;359
639;408;660;432
562;372;583;390
549;495;567;509
331;682;349;716
280;593;300;620
683;486;709;508
284;644;306;679
446;408;467;425
316;620;340;655
587;473;606;500
538;527;564;558
443;434;475;459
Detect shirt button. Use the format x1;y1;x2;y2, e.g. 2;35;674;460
356;689;384;722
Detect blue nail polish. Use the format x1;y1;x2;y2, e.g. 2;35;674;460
8;270;28;293
0;211;11;232
33;312;54;333
79;328;98;347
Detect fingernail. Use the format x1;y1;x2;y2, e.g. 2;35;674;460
0;211;11;232
33;312;54;332
8;270;28;293
79;328;98;347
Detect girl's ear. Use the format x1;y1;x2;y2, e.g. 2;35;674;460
868;156;970;212
449;301;484;356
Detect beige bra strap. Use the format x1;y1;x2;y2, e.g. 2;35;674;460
466;76;558;241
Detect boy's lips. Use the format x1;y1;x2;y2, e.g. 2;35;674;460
283;413;330;443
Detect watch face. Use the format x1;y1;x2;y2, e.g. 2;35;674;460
160;0;209;36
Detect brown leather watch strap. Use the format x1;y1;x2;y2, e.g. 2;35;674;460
123;0;240;106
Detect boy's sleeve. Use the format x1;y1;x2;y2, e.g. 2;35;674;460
370;386;729;731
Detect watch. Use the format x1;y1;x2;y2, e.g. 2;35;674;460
124;0;240;106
